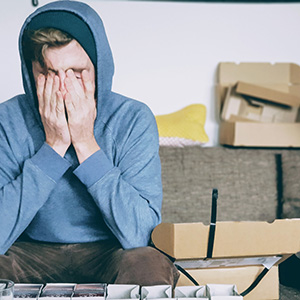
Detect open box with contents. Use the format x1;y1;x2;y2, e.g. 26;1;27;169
151;219;300;300
217;62;300;147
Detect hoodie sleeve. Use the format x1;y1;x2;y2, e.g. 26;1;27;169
0;127;71;254
73;105;162;249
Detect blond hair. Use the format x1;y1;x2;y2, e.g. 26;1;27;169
24;28;73;67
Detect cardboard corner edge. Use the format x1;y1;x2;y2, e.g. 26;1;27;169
151;223;175;257
219;121;236;146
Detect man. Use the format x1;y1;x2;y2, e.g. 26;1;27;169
0;0;179;286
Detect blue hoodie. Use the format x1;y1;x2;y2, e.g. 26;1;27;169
0;1;162;255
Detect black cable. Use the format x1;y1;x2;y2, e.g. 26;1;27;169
174;264;200;286
241;267;269;296
206;188;218;259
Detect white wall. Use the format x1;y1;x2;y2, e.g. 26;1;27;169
1;0;300;146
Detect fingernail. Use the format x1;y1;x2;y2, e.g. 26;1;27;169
66;69;73;77
82;70;88;79
38;74;44;82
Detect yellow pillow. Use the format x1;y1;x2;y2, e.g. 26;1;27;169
155;104;209;147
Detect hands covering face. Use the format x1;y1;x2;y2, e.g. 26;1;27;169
37;69;99;162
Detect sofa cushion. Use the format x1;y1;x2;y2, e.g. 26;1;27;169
281;150;300;218
159;146;278;224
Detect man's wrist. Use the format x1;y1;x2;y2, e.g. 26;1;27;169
46;141;69;157
73;139;100;164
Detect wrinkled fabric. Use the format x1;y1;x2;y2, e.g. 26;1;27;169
0;241;179;287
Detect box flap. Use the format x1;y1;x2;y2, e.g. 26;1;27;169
151;219;300;259
236;81;300;107
220;84;299;123
218;62;300;85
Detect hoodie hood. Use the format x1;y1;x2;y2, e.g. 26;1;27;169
19;0;114;124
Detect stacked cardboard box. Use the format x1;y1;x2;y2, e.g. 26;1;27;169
217;62;300;147
151;219;300;300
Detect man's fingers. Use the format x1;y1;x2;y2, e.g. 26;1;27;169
36;74;45;111
56;91;65;115
44;73;54;108
65;69;84;100
82;70;95;99
64;92;75;116
50;75;60;112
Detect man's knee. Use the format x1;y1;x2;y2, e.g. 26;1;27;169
115;246;179;287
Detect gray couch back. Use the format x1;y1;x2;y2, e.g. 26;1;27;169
159;146;300;224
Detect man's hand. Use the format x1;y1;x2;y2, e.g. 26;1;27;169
37;73;71;157
64;69;100;164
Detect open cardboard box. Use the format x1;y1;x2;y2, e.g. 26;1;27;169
152;219;300;300
221;82;300;123
217;62;300;147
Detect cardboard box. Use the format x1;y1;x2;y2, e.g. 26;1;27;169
176;266;278;300
217;62;300;147
217;63;300;107
206;284;242;300
221;83;300;123
106;285;139;300
175;284;243;300
152;219;300;300
152;219;300;259
219;121;300;147
174;286;207;299
141;285;172;300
